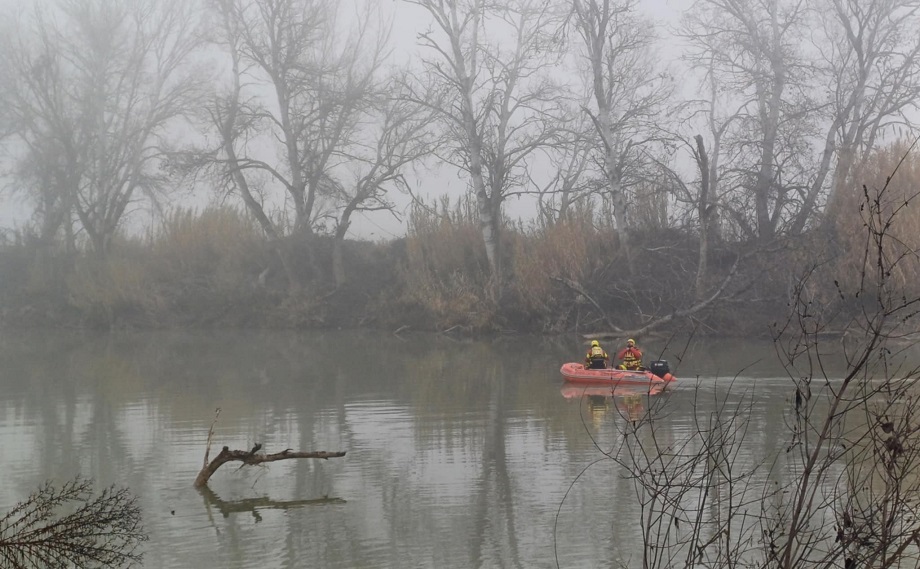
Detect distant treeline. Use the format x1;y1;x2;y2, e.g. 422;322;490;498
2;142;920;336
0;201;737;333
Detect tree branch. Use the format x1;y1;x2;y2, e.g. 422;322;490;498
194;445;346;488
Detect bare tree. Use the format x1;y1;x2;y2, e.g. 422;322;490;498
795;0;920;232
1;8;79;256
532;116;597;226
679;0;811;244
206;0;386;262
671;54;742;295
652;119;731;301
202;0;435;289
569;0;672;266
1;0;206;258
679;0;920;242
329;82;436;286
404;0;566;292
0;477;146;568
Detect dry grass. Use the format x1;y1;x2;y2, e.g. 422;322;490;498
511;206;619;315
151;206;267;293
62;207;270;327
65;238;161;327
400;197;496;329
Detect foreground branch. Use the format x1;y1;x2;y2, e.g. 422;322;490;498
0;477;146;568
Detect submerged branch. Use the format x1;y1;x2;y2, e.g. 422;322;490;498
194;409;346;487
194;445;347;488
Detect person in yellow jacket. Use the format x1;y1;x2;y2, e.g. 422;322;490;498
585;340;610;369
616;338;643;370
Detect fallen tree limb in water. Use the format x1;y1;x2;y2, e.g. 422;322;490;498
194;409;346;488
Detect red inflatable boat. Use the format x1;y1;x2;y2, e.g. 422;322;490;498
559;360;676;391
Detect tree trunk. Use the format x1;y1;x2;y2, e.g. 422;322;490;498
788;123;837;235
218;7;294;290
694;135;711;301
606;163;631;269
332;212;353;288
754;8;785;243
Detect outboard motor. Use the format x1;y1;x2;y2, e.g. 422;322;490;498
648;360;670;380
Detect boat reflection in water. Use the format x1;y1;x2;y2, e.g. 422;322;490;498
559;383;659;424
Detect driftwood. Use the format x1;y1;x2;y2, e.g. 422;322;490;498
194;409;346;488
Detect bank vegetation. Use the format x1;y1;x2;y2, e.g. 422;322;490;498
0;140;916;337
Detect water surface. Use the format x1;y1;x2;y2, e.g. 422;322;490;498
0;330;883;568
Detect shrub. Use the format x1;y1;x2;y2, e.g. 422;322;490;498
0;477;146;568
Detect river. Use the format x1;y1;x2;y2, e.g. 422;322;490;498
0;329;905;568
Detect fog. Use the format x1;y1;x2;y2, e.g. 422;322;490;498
1;0;919;252
0;0;696;243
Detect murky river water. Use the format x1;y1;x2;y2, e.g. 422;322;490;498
0;329;907;568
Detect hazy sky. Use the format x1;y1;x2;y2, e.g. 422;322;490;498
0;0;692;242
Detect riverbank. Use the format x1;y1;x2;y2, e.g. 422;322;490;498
0;206;872;338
